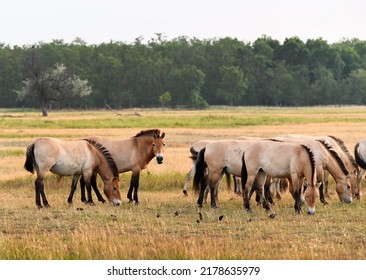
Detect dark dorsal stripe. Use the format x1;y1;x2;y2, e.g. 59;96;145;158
83;138;119;178
317;139;349;176
327;135;359;171
134;129;161;138
354;143;366;170
300;145;316;185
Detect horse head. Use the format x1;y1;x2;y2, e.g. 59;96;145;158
152;131;165;164
103;177;122;206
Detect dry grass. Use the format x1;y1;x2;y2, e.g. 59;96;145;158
1;107;366;260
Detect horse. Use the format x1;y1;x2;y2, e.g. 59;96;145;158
182;139;237;199
354;138;366;194
271;137;353;204
240;141;318;215
193;140;318;216
278;134;359;198
24;137;122;208
75;129;166;204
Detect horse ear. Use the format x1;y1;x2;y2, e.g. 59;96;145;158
161;132;165;139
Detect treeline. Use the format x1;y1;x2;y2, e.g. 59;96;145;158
1;35;366;109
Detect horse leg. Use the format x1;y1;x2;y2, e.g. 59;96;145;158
84;178;95;206
67;175;80;205
91;174;106;203
40;181;50;208
35;177;44;209
255;172;275;218
128;173;140;204
183;166;195;196
79;176;87;203
323;170;330;198
292;179;302;214
197;174;208;208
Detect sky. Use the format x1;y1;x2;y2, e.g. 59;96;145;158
1;0;366;46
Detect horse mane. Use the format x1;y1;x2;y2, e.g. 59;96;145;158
83;139;119;178
354;143;366;170
300;145;316;185
327;135;359;171
317;139;349;176
134;129;161;138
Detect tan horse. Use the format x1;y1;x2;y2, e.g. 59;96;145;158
75;129;166;204
272;137;353;204
193;140;318;216
354;138;366;195
24;137;122;208
182;139;235;198
278;134;359;198
241;141;318;215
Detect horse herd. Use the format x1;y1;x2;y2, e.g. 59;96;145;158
23;129;366;219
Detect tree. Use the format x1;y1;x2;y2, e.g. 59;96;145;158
216;65;248;105
16;63;92;116
158;91;172;107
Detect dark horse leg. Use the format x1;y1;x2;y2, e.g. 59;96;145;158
128;173;140;204
67;175;80;205
79;175;106;203
35;177;50;209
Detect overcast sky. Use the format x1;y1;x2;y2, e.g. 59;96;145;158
1;0;366;46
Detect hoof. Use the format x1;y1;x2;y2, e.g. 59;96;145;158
183;190;188;196
76;207;84;211
86;201;95;206
269;213;276;219
218;215;224;221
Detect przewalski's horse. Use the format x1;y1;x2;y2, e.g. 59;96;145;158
193;140;318;217
24;137;122;208
278;134;359;198
271;137;353;204
182;139;236;198
354;138;366;194
241;141;318;215
77;129;166;204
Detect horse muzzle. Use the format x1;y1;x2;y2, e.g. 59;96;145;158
156;155;164;164
111;199;122;206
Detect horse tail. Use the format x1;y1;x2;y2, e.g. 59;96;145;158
354;143;366;170
301;144;316;186
189;146;199;161
24;143;35;174
193;147;206;194
241;152;248;188
223;169;232;191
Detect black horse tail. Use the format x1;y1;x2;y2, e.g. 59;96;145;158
241;152;248;189
189;146;199;161
354;143;366;170
193;147;206;194
24;143;35;174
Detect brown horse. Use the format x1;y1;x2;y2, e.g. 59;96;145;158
24;137;122;208
76;129;166;204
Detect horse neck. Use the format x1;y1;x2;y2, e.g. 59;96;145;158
135;137;155;165
94;153;115;182
324;156;347;182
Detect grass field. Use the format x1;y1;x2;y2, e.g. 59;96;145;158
1;106;366;260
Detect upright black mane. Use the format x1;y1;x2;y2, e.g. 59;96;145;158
134;129;161;138
327;135;359;171
300;144;316;185
317;139;349;176
83;138;119;178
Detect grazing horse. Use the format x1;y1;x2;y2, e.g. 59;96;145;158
278;134;359;198
24;137;122;208
76;129;166;204
271;137;353;204
241;141;318;215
